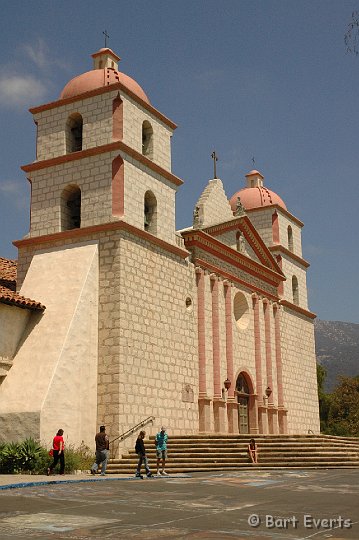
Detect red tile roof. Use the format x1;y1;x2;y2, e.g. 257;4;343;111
0;257;45;311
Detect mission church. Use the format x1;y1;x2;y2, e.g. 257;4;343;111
0;47;319;450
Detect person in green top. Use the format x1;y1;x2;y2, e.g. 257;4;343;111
155;426;168;476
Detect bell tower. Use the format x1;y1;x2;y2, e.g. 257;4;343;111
22;48;182;246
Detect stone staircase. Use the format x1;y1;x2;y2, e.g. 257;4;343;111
107;434;359;474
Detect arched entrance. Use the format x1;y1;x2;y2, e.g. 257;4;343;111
236;372;252;434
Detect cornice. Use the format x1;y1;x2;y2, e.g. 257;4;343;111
29;82;177;130
247;204;304;227
280;299;316;319
13;220;189;260
21;140;183;187
182;230;285;287
194;257;279;301
269;244;310;268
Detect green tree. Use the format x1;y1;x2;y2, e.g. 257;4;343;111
327;376;359;436
317;364;331;432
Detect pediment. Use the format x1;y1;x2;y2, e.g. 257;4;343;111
202;216;283;275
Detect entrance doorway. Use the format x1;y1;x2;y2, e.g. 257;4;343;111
236;373;250;434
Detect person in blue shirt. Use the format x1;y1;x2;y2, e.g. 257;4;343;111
155;426;168;476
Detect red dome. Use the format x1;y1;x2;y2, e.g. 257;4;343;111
229;186;287;211
60;68;150;104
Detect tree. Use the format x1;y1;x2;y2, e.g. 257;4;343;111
317;364;331;433
327;375;359;436
345;11;359;56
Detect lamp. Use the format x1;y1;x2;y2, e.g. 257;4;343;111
223;378;231;391
263;386;272;401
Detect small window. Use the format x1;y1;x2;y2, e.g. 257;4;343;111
287;225;293;252
144;190;157;234
292;276;299;305
61;185;81;230
66;113;83;153
142;120;153;159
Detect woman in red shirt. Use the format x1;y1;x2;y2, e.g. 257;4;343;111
47;429;65;475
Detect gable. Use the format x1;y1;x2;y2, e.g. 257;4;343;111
193;178;235;228
203;216;283;275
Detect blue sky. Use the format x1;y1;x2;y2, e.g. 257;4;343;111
0;1;358;323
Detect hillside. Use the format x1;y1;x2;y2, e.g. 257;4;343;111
315;319;359;392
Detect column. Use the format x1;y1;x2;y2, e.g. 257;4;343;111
273;304;288;433
196;268;211;431
211;274;225;432
263;298;278;433
252;294;265;434
224;281;237;433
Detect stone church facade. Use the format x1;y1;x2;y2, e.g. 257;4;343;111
0;48;319;450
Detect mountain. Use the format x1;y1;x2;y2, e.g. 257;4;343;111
314;319;359;392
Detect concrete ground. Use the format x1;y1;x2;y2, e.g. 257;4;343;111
0;468;358;539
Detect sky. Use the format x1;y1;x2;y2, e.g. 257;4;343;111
0;0;358;324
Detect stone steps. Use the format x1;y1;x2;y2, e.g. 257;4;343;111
107;434;359;474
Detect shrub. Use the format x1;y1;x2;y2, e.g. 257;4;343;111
0;439;94;475
0;438;43;474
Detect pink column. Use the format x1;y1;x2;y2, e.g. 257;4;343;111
211;275;221;399
272;211;280;244
273;304;288;433
196;268;211;431
112;95;123;140
276;255;284;297
263;299;278;433
263;299;274;403
211;275;225;432
112;156;124;218
224;281;237;433
253;294;266;433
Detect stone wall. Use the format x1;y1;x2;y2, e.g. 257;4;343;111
281;307;319;433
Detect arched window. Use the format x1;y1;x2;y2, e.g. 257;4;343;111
287;225;293;252
66;113;83;153
112;96;123;140
292;276;299;305
142;120;153;159
61;185;81;230
144;190;157;234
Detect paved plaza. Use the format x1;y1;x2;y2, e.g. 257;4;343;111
0;469;358;539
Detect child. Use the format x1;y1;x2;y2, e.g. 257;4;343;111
135;431;152;478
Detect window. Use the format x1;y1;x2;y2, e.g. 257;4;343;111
142;120;153;158
144;190;157;234
66;113;83;153
61;185;81;230
292;276;299;305
287;225;293;252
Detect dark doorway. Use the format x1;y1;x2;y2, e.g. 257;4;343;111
236;373;250;434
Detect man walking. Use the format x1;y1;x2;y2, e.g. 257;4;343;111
91;425;110;476
155;426;168;476
135;430;153;478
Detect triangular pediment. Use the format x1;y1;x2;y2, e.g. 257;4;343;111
202;216;283;275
